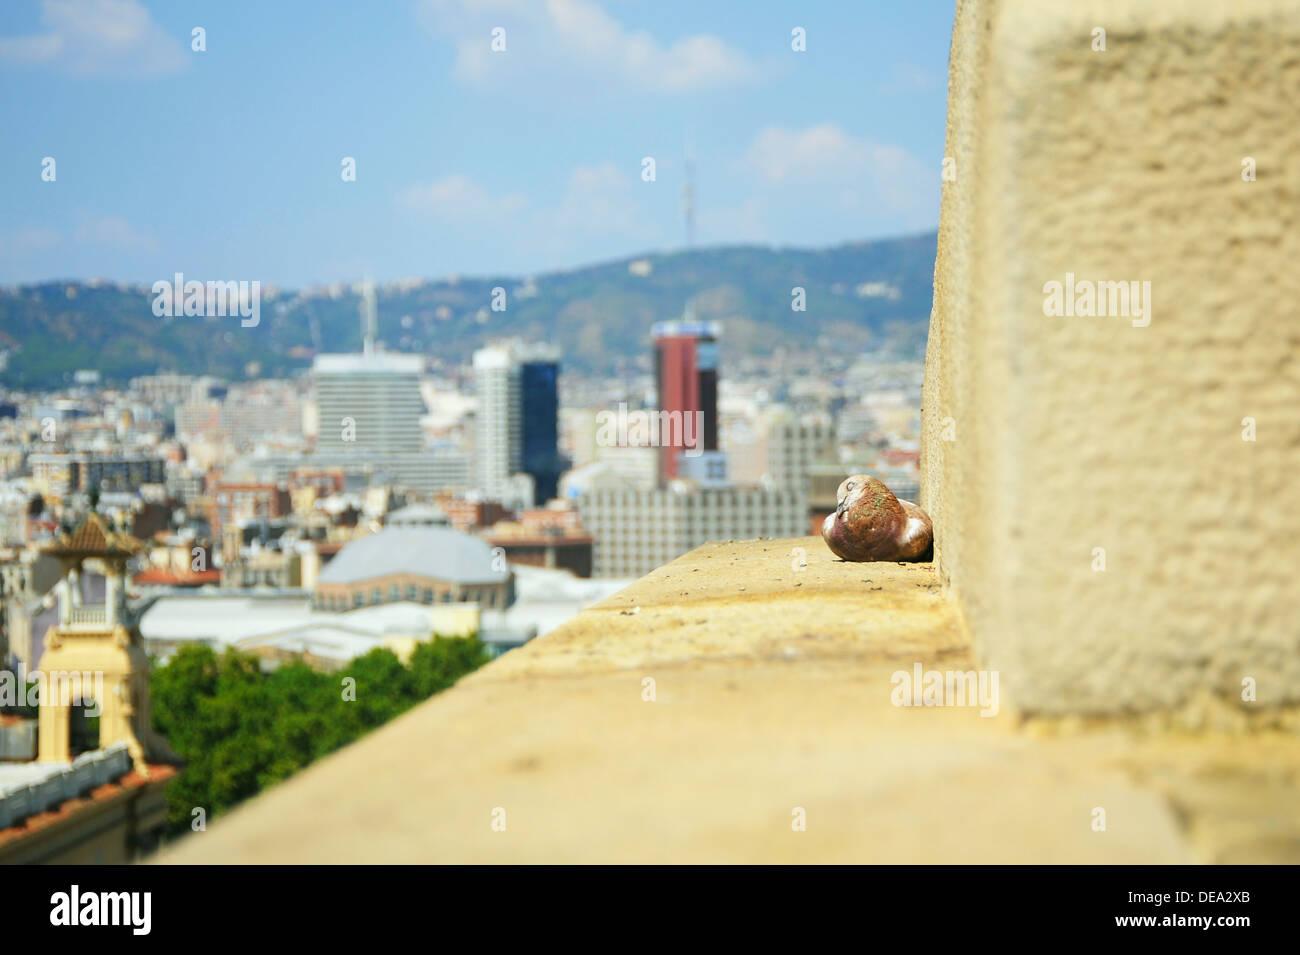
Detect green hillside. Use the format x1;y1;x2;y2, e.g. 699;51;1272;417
0;232;936;389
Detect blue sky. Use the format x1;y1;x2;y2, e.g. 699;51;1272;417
0;0;954;287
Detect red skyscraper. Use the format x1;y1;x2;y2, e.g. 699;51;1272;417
653;318;720;483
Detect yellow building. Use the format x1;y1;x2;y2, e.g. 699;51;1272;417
0;514;176;862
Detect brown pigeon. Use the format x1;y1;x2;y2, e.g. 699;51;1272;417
821;474;932;562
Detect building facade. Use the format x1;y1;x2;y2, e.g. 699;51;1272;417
29;453;165;498
475;342;562;506
474;345;521;502
310;352;451;493
207;482;292;540
520;358;562;503
653;318;720;484
314;353;425;457
764;413;837;491
578;484;806;578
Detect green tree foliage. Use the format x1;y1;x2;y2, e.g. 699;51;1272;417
150;635;491;833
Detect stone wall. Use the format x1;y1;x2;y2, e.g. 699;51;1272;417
921;0;1300;714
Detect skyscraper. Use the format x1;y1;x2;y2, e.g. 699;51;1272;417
313;353;425;458
520;357;561;502
653;316;720;484
309;287;435;490
474;342;562;505
473;345;522;502
314;279;424;460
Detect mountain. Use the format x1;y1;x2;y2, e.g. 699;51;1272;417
0;232;936;389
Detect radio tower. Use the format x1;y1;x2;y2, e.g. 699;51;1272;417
360;276;378;355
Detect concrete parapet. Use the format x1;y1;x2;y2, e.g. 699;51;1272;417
921;0;1300;715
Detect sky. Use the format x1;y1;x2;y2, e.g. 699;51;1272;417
0;0;954;287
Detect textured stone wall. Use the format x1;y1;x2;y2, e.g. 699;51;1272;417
921;0;1300;714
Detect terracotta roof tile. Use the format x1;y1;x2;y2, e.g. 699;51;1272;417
0;763;176;848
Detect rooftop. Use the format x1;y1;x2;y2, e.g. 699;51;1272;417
384;503;450;527
318;526;508;586
43;512;143;560
652;319;721;339
137;564;620;659
0;758;176;854
312;353;424;375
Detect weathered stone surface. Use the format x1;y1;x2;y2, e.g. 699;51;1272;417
160;538;1295;864
921;0;1300;715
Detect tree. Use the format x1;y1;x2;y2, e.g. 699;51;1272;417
150;635;491;833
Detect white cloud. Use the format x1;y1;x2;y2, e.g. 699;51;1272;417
671;122;943;247
741;123;933;220
745;124;875;184
0;0;186;76
0;218;156;255
398;174;529;222
402;165;646;238
73;216;157;250
422;0;756;92
399;127;938;267
554;162;644;236
400;162;664;269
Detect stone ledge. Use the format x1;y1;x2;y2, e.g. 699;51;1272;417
158;537;1299;864
471;537;963;680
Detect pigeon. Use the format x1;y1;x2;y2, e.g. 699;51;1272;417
821;474;932;562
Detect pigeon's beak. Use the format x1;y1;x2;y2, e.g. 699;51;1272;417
835;500;847;519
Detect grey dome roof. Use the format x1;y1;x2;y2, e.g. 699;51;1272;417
319;527;507;586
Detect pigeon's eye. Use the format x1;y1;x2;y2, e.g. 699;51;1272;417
845;481;855;491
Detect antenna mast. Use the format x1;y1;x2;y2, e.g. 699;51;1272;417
361;276;377;355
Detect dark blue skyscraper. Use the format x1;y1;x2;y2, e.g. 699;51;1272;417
520;356;562;503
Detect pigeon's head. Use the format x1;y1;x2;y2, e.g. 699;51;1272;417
833;473;879;518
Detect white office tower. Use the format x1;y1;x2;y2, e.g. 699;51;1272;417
312;352;434;491
474;345;522;502
315;279;423;458
314;353;425;456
